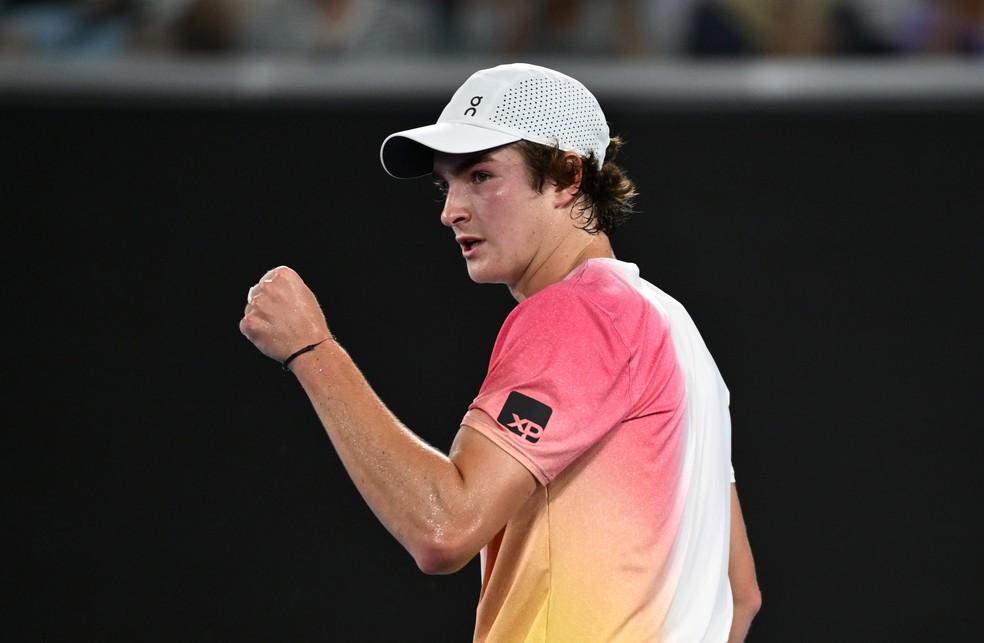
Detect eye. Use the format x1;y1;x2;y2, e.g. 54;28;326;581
472;170;491;184
432;178;448;196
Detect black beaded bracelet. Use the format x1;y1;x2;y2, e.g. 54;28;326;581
282;338;330;371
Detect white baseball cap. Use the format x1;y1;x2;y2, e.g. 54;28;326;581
380;63;610;179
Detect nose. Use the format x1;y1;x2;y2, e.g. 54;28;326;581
440;184;470;228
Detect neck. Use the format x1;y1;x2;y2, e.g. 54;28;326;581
509;231;615;303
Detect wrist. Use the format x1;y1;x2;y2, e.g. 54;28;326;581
283;337;332;372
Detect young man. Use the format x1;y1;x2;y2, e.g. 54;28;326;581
240;63;759;642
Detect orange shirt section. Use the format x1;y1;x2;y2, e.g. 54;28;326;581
462;260;687;641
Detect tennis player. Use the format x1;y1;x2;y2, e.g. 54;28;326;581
240;63;760;642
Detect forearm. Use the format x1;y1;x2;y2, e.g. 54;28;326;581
289;339;475;570
728;598;760;643
728;602;758;643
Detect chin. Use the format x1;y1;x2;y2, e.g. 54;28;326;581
465;265;494;284
465;262;508;286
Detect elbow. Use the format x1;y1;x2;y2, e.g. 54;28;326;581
411;532;476;576
414;551;467;576
752;588;763;616
736;586;762;619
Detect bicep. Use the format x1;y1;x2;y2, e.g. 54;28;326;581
448;419;537;549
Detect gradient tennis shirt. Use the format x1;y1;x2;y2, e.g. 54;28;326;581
461;258;733;642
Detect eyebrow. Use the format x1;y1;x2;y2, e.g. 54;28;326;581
432;152;496;181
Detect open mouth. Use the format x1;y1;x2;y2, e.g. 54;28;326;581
458;237;484;255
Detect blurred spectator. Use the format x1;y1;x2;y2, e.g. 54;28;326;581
850;0;924;46
169;0;241;52
125;0;440;56
687;0;895;56
899;0;984;54
243;0;438;57
0;0;135;56
457;0;651;58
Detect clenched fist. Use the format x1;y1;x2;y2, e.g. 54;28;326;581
239;266;331;364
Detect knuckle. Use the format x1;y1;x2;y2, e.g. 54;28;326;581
271;265;296;280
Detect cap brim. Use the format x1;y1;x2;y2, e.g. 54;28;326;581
380;122;521;179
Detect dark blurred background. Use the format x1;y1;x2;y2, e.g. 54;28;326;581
3;2;983;642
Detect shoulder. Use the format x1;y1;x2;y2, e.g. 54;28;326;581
497;260;649;351
529;259;642;312
563;259;658;336
508;263;623;329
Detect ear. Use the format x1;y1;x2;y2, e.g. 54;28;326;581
552;152;583;209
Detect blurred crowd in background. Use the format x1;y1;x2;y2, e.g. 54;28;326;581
1;0;982;59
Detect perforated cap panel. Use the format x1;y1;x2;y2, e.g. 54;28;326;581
488;77;608;162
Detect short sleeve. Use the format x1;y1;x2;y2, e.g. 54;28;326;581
462;284;633;485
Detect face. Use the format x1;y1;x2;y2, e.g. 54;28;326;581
433;145;559;290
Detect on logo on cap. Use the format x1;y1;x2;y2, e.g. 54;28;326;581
464;96;483;117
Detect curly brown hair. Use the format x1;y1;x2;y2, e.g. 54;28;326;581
513;136;638;236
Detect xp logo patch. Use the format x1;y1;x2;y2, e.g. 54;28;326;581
497;391;552;444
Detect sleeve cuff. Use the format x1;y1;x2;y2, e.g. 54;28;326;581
462;407;551;486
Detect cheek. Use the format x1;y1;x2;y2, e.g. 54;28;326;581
485;186;513;215
483;189;535;242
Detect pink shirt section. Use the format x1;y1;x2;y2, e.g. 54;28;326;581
462;259;690;641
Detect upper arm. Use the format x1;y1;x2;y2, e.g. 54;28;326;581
421;418;536;573
450;420;538;534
